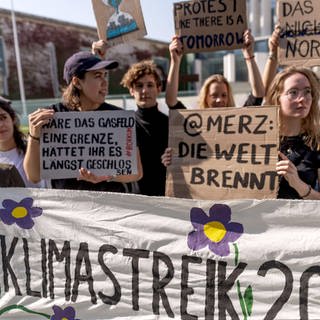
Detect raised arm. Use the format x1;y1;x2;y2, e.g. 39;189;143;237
24;108;55;183
166;36;184;107
263;25;280;95
242;29;265;98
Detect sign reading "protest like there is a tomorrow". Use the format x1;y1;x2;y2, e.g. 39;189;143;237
174;0;247;53
0;188;320;319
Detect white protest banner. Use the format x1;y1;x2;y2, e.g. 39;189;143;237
1;188;320;319
92;0;147;46
166;107;279;200
174;0;247;53
40;110;137;179
277;0;320;66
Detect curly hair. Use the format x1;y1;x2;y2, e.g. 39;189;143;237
198;74;235;109
0;98;26;154
264;66;320;148
121;60;162;89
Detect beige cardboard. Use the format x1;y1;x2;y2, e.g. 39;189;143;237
92;0;147;46
277;0;320;66
166;106;279;200
173;0;247;53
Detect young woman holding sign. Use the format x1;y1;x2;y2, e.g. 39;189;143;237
166;29;265;109
161;30;265;170
24;50;142;192
265;66;320;199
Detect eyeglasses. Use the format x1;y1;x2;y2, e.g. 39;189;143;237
283;88;312;101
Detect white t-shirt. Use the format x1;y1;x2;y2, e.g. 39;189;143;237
0;148;48;188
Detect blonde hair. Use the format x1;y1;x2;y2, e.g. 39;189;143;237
265;66;320;148
198;74;235;109
121;60;161;89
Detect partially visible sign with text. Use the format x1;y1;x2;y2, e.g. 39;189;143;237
278;0;320;66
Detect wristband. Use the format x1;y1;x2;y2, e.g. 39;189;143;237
244;55;255;61
28;132;40;141
268;52;277;60
301;184;312;199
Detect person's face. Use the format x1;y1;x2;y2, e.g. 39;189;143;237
279;73;312;120
129;74;161;108
205;82;229;108
76;68;109;110
0;107;15;148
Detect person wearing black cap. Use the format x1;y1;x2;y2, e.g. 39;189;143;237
0;96;47;187
24;50;142;192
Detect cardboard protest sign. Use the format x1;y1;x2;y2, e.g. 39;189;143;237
40;110;137;179
277;0;320;66
166;106;279;200
1;188;320;318
92;0;147;46
173;0;247;53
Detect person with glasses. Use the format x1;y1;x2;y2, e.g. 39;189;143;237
264;66;320;199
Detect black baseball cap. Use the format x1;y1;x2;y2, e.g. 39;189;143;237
63;51;119;84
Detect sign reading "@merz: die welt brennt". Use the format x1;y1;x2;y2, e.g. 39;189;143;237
166;106;279;200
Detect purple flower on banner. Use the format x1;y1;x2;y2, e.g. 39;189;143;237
0;197;42;229
50;305;79;320
188;204;243;256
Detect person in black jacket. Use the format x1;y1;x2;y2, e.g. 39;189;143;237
121;60;179;196
24;50;142;191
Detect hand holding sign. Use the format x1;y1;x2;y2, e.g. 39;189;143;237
91;39;109;59
78;168;115;184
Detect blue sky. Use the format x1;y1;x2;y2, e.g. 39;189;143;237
0;0;176;42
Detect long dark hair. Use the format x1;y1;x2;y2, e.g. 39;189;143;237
0;97;26;154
